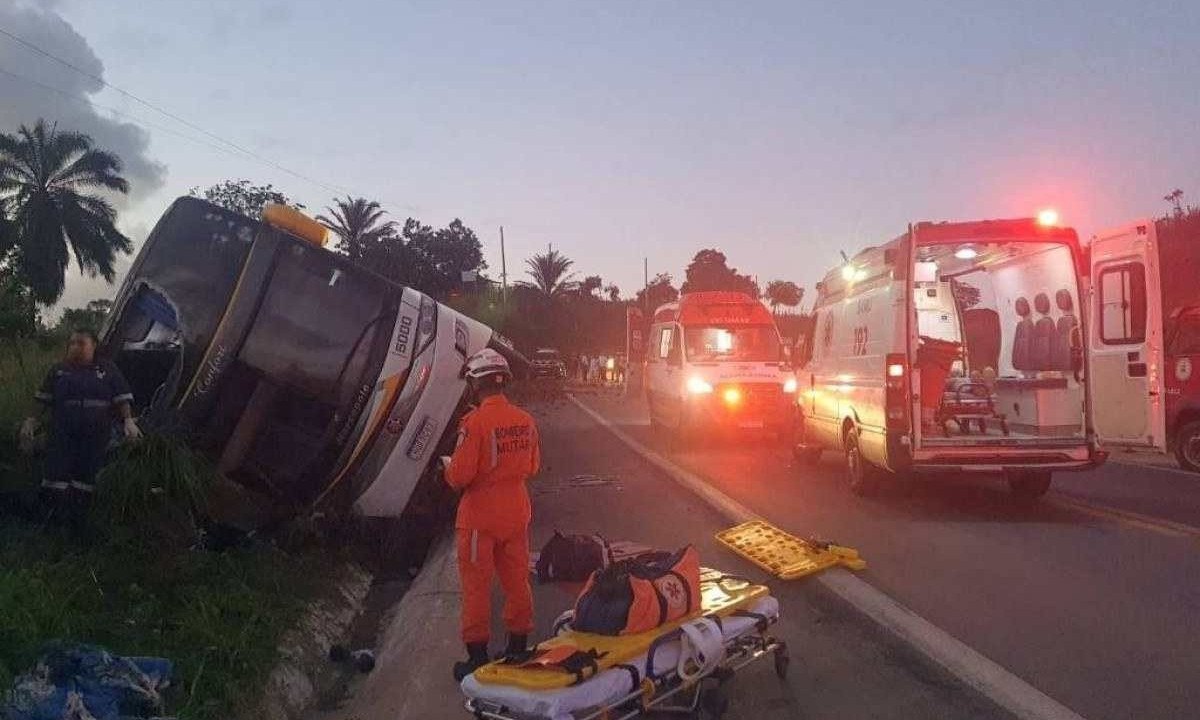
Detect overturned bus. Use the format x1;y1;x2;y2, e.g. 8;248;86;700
101;196;517;522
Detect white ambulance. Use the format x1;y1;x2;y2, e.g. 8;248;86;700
792;215;1144;500
646;292;796;439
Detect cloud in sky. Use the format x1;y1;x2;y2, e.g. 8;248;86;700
0;0;167;204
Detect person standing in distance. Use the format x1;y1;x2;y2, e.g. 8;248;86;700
443;348;540;681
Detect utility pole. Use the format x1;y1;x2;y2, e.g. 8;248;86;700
499;226;508;304
643;257;649;313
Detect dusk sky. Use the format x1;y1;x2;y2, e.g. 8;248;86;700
3;0;1199;312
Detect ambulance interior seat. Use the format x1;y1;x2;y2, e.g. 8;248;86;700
1012;297;1033;372
1031;292;1054;370
1053;289;1078;371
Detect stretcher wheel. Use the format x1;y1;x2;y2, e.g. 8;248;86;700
773;645;791;679
699;686;729;718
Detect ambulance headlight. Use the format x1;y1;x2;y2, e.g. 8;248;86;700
783;377;798;393
686;376;714;394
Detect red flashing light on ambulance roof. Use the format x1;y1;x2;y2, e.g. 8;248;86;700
1036;208;1060;227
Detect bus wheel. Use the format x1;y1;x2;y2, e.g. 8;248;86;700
1173;421;1200;473
844;429;877;496
1007;470;1052;502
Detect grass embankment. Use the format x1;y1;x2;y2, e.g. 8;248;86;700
0;341;336;720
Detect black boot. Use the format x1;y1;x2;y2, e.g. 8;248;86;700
452;642;490;681
497;633;535;663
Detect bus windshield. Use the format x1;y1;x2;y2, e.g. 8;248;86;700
684;325;780;362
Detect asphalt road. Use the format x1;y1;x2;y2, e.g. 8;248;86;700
571;390;1200;720
520;395;1011;720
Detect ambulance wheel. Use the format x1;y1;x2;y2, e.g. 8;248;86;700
699;686;729;718
844;428;878;496
792;419;822;465
1007;470;1052;502
1173;421;1200;473
675;406;697;445
773;644;790;679
648;399;666;434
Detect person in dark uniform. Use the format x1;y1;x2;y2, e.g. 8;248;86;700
19;329;142;499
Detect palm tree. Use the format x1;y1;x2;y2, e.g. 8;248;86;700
317;196;397;260
0;119;131;304
522;249;578;298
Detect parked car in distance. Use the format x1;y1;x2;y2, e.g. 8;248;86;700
531;348;568;379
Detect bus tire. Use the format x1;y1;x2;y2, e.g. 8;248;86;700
1173;421;1200;473
1007;470;1052;502
844;428;877;496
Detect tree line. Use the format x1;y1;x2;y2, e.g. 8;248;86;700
2;117;810;358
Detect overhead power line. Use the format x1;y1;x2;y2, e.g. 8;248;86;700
0;24;358;199
0;64;266;163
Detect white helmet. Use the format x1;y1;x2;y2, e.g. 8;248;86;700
463;348;512;381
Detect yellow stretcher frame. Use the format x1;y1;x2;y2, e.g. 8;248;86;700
472;570;769;690
715;520;866;580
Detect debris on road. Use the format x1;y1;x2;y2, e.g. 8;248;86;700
716;520;867;579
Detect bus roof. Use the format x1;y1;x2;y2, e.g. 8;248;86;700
653;291;773;325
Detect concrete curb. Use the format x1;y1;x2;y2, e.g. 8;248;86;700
252;561;373;720
334;529;463;720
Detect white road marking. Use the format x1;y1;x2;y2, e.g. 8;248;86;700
569;394;1088;720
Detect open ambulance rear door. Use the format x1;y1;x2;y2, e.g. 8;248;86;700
1088;219;1166;450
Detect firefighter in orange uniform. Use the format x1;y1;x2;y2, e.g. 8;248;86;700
445;349;541;681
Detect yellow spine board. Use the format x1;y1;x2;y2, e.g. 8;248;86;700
715;520;866;580
473;571;768;690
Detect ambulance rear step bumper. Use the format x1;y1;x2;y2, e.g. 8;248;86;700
911;456;1102;474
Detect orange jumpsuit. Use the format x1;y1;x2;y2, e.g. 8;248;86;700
445;394;541;644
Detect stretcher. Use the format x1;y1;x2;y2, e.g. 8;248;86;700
715;520;865;580
462;573;786;720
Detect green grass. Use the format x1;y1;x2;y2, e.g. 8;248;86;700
0;341;339;720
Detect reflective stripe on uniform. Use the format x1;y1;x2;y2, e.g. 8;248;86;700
470;529;479;563
112;393;134;403
490;429;500;470
63;399;112;408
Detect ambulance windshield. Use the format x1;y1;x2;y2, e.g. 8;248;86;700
684;326;780;362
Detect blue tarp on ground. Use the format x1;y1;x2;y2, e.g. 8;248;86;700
3;644;173;720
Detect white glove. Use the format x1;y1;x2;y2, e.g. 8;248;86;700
439;455;452;471
18;417;37;454
123;417;144;441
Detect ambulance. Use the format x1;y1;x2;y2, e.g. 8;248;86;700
646;292;795;439
793;213;1133;500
